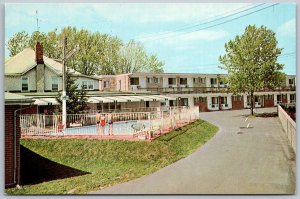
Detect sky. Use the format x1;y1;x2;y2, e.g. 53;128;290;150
5;3;296;75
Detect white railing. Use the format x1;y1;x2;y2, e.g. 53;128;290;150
20;106;200;138
85;107;160;114
277;104;296;153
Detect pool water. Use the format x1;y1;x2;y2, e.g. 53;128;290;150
62;120;151;135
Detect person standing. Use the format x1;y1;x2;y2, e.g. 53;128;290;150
96;111;101;135
100;114;106;136
107;113;113;135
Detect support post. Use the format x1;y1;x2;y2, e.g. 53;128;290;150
62;36;67;129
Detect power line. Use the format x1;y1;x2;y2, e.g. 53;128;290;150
141;3;279;43
136;3;265;40
165;52;295;68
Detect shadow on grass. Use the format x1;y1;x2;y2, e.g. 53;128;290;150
20;145;90;185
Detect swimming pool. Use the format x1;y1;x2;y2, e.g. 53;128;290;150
58;120;151;135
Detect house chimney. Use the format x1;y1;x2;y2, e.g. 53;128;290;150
35;42;44;64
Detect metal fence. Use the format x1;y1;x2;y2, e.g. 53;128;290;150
277;104;296;153
20;106;199;138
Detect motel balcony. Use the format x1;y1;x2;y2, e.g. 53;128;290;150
129;85;296;94
130;86;230;94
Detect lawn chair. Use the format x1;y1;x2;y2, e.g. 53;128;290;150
131;123;146;139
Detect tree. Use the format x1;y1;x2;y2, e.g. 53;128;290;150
219;25;285;115
119;40;164;74
7;27;165;75
56;69;88;116
7;31;30;56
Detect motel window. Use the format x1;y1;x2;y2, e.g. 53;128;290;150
219;79;226;86
104;80;109;88
210;78;217;85
290;94;295;102
289;79;294;85
180;78;187;85
160;101;166;106
277;95;282;102
51;77;59;91
282;94;287;100
168;78;176;85
82;81;94;90
169;100;176;106
221;97;227;104
130;78;139;85
199;78;205;84
212;97;218;104
194;97;199;104
21;76;29;91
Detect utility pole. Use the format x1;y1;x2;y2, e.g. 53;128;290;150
62;36;67;129
61;36;80;129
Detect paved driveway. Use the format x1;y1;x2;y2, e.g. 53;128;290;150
89;107;295;194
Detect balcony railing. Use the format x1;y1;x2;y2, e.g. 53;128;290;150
129;86;296;94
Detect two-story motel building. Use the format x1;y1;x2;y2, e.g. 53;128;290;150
98;72;296;112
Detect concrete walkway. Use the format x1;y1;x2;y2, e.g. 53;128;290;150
89;107;295;194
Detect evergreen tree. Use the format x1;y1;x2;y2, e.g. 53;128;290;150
56;69;88;115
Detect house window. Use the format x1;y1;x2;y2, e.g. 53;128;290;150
210;78;217;85
21;76;29;91
289;79;294;85
168;78;176;85
193;78;196;84
82;81;94;90
104;80;109;88
180;78;187;85
147;78;151;84
130;78;139;85
51;77;59;91
153;77;159;83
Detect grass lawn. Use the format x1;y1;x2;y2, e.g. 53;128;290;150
6;119;218;194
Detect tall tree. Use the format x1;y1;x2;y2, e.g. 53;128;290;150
219;25;285;115
7;27;164;75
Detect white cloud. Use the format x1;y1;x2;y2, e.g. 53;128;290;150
277;18;295;36
91;3;252;23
